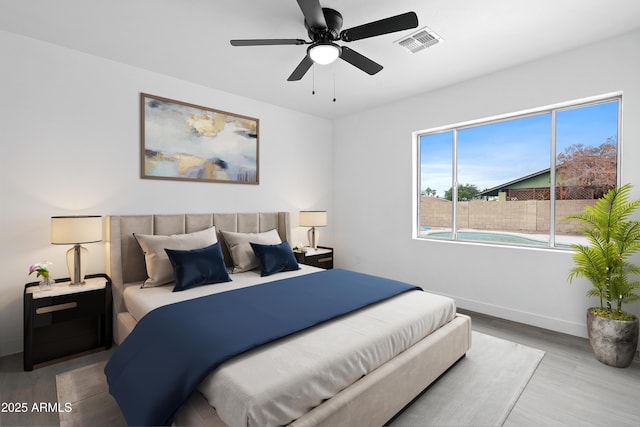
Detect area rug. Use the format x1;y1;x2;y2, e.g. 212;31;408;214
389;331;545;426
57;331;544;427
56;362;125;427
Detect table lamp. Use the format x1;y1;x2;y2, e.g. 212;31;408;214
299;210;327;249
51;215;102;285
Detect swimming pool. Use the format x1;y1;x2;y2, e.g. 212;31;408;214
424;230;571;248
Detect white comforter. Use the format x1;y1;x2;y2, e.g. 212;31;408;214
123;267;456;427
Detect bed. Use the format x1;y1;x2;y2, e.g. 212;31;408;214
105;212;471;427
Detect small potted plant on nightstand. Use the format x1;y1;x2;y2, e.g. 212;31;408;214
29;261;53;290
566;183;640;368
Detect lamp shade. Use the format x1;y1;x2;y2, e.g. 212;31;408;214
299;211;327;227
51;216;103;245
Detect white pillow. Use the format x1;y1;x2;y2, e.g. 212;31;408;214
134;226;217;287
220;229;282;273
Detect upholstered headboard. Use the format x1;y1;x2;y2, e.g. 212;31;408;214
105;212;291;315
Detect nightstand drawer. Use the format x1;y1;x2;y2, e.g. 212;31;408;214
32;289;105;328
306;254;333;269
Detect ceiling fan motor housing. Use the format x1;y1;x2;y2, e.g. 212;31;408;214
305;8;343;41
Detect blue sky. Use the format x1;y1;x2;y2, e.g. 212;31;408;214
420;99;619;196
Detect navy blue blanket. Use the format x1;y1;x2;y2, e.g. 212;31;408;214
104;268;420;426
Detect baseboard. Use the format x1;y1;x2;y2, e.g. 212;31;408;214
453;295;588;339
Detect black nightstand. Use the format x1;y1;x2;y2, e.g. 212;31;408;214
294;246;333;269
23;273;112;371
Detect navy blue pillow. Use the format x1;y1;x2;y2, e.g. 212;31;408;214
250;241;300;277
165;242;231;292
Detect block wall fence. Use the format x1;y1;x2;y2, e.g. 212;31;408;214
420;197;595;234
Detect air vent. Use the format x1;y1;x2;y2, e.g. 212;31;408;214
396;26;443;53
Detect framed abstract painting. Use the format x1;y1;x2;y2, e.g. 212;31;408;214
140;93;259;184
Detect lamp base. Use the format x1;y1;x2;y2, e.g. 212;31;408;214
66;245;87;285
307;227;321;250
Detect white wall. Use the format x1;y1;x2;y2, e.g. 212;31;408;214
0;31;333;356
333;30;640;338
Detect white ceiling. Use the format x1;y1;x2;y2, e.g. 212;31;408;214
2;0;640;119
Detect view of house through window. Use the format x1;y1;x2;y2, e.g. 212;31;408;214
417;97;620;248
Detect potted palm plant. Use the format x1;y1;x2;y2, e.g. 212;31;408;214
566;183;640;368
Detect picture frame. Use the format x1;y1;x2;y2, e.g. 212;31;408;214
140;93;259;184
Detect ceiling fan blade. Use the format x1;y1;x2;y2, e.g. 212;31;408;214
287;55;314;81
296;0;327;31
340;11;418;42
230;39;307;46
339;46;383;75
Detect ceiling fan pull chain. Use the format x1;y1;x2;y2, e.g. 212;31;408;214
312;64;316;95
333;62;337;102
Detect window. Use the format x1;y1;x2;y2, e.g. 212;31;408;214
416;96;620;248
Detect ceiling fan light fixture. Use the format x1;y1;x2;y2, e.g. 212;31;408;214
308;43;341;65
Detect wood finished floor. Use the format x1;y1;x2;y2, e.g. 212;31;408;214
1;311;638;427
461;310;640;427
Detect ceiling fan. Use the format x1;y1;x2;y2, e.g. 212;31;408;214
230;0;419;81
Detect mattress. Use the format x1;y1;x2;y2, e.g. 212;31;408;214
122;268;456;427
